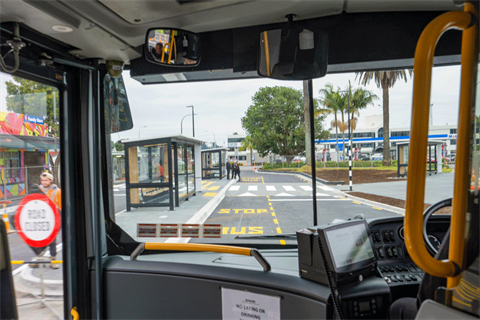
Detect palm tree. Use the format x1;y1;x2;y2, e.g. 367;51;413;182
349;85;378;142
317;84;343;162
355;70;412;166
239;135;254;165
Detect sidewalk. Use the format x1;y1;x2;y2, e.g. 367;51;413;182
12;177;235;319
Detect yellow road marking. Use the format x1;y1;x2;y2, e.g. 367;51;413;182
203;192;217;197
269;202;272;206
262;176;265;184
208;186;220;191
271;212;276;216
280;240;286;245
202;182;215;189
372;207;382;210
276;227;282;234
339;197;346;200
274;219;278;224
270;207;274;211
353;201;361;204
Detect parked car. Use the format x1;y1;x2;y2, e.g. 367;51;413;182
360;154;370;161
372;153;383;161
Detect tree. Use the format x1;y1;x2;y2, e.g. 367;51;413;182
238;135;254;165
115;141;125;151
356;70;412;166
242;86;328;164
317;84;344;162
5;76;60;137
344;82;378;154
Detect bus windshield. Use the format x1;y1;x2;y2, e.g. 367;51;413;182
109;65;461;247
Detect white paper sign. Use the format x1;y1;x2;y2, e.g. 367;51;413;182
222;288;280;320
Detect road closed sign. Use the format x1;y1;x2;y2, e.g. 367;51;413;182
15;193;60;247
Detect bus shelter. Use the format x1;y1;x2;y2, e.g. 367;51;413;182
201;148;227;179
123;135;203;211
396;140;444;177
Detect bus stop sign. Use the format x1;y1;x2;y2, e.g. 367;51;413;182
14;193;60;247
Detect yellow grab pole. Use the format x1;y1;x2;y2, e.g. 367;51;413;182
263;31;271;76
167;33;175;64
448;2;478;288
406;7;476;280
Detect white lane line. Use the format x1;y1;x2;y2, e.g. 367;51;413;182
318;185;333;191
229;186;240;191
283;186;295;191
248;185;258;191
316;193;329;196
300;186;313;191
270;199;347;202
266;186;276;191
274;193;294;197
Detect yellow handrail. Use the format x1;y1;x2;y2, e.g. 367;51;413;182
263;31;271;76
406;3;477;285
130;242;271;271
168;33;175;64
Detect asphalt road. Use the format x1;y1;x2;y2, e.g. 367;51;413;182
197;170;399;245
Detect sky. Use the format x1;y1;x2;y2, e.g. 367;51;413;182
118;65;461;146
0;65;462;146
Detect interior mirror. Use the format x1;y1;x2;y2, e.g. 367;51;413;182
258;27;328;80
104;74;134;133
145;28;200;66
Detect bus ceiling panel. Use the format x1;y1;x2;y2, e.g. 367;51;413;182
96;0;344;32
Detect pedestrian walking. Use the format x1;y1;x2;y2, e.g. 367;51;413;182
29;172;62;269
235;160;241;181
226;158;232;179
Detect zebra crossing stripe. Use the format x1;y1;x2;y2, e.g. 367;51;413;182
317;186;333;191
266;186;276;191
300;186;313;191
229;186;240;191
248;185;258;191
283;186;295;191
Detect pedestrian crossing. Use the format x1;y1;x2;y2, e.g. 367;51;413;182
227;184;335;196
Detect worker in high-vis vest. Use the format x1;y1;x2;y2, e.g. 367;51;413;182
30;172;62;269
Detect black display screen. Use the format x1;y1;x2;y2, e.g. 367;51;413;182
324;221;375;269
359;301;370;312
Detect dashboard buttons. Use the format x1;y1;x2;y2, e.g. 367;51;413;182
378;247;385;259
382;231;390;242
389;231;395;242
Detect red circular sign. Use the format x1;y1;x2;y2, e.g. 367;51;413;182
15;193;61;247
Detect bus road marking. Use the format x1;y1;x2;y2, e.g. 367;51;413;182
218;209;268;214
222;227;263;234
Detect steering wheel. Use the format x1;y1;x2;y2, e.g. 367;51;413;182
423;198;452;256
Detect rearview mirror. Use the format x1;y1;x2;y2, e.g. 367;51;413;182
104;74;134;133
258;27;328;80
145;28;200;66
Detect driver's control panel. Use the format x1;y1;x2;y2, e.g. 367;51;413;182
378;264;424;286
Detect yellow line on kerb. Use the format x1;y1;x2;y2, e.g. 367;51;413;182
280;240;286;245
372;207;382;210
353;201;361;205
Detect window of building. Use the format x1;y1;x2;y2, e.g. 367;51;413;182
450;129;457;134
450;139;457;145
391;131;410;137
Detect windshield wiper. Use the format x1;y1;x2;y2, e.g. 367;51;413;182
234;233;297;240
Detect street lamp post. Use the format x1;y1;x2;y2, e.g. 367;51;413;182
205;130;216;147
181;113;198;134
138;125;147;138
186;105;195;137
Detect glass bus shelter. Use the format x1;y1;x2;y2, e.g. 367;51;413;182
123;135;203;211
396;140;444;177
201;148;227;179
